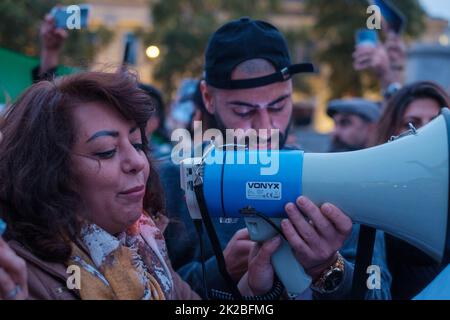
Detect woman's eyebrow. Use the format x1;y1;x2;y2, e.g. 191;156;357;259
129;126;138;134
86;130;119;143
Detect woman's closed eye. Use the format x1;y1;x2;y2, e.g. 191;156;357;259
93;142;144;159
94;148;116;159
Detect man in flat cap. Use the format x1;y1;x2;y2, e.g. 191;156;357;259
327;98;381;152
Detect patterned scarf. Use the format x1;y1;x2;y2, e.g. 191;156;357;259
69;213;174;300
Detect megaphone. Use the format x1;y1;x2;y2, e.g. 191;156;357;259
180;108;450;297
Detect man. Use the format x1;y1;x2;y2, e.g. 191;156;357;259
327;98;381;152
161;17;391;299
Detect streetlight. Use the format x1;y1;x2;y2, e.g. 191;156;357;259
146;45;160;59
439;34;449;47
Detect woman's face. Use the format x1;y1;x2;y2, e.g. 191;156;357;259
396;98;441;134
71;102;149;235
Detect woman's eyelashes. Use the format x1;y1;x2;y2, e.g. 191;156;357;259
93;142;144;159
94;148;116;159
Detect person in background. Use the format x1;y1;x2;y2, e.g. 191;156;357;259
165;79;198;135
327;98;381;152
32;13;68;82
353;31;406;100
372;81;450;300
139;84;172;158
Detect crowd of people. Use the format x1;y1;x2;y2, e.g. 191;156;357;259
0;12;449;300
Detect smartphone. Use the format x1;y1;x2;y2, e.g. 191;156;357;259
123;33;138;65
51;4;90;30
374;0;406;34
355;29;379;47
0;218;6;237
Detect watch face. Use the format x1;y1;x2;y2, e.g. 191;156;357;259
324;269;344;292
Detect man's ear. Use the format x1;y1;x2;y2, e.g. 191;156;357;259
200;80;215;114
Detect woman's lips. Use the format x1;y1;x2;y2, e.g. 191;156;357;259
118;185;145;201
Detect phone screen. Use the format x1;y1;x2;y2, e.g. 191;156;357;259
355;29;378;47
374;0;406;34
51;5;90;30
0;219;6;236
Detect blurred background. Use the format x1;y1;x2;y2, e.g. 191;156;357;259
1;0;449;150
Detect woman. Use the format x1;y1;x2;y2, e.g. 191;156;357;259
372;81;450;300
374;81;450;145
0;71;280;300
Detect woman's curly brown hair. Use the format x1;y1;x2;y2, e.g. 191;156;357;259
0;70;165;263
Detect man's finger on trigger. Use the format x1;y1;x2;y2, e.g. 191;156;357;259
235;228;250;240
281;219;313;256
285;201;320;246
321;203;352;235
296;196;332;232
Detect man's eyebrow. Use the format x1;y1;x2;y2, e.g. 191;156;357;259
268;94;290;107
86;130;119;143
228;101;258;108
227;94;290;109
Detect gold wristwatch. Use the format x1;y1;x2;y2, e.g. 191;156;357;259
311;252;345;294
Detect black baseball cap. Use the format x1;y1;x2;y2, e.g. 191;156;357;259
204;17;315;90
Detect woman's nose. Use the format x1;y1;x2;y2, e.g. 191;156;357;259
122;144;147;174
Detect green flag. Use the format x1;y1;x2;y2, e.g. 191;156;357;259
0;47;78;110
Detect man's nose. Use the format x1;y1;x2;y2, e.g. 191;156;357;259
254;108;275;131
332;126;346;142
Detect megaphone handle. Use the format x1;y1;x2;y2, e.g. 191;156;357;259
271;240;312;296
245;217;312;296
